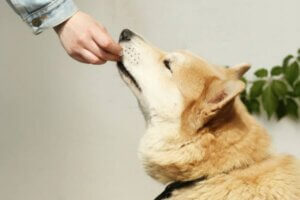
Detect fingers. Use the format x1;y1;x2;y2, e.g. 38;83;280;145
87;41;121;62
70;40;119;64
73;49;106;65
92;26;122;56
54;10;122;65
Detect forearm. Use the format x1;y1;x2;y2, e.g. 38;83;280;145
6;0;78;34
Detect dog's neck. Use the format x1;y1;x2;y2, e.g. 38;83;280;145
139;99;271;184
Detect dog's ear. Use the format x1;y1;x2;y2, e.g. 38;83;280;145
227;63;251;79
186;79;245;132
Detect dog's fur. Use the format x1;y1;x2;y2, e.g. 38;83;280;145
117;30;300;200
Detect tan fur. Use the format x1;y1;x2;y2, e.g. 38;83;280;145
118;31;300;199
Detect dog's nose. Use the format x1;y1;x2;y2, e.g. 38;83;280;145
119;29;134;42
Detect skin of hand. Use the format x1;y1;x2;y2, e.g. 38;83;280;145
54;11;122;65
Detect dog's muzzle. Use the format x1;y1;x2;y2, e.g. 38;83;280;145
117;29;141;91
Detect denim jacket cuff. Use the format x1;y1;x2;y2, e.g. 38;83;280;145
24;0;78;34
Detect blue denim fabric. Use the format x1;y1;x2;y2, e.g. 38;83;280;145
6;0;78;34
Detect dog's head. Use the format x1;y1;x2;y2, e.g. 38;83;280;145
117;29;250;132
117;30;272;184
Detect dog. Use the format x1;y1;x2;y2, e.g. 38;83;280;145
117;29;300;200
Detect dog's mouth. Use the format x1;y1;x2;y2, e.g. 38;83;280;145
117;61;141;91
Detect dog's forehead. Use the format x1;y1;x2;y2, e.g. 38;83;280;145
166;51;187;63
171;50;224;78
172;50;209;67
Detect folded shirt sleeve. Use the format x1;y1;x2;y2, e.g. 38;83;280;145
6;0;78;34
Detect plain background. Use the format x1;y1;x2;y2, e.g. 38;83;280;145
1;0;300;199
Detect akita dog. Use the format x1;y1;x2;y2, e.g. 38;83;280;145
117;29;300;200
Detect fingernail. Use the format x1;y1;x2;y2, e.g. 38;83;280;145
119;50;123;57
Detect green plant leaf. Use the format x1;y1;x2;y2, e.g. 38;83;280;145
240;89;247;105
284;61;299;86
235;50;300;121
271;80;288;98
287;91;297;97
282;55;293;70
254;68;268;78
276;100;287;120
241;97;252;113
249;99;260;114
240;77;247;84
240;89;248;105
271;66;282;76
294;81;300;97
262;85;278;118
240;90;246;98
250;80;266;99
286;98;298;118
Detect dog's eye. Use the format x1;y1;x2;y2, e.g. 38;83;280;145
163;60;172;72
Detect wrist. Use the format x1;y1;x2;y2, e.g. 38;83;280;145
53;19;67;34
53;10;79;34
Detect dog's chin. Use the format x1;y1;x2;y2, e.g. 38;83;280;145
117;61;141;92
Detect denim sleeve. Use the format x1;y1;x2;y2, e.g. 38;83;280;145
6;0;78;34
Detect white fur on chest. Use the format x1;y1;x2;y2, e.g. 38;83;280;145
138;123;181;181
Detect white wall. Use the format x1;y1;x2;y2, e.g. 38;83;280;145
0;0;299;200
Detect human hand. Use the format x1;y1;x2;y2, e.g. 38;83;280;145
54;11;122;65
